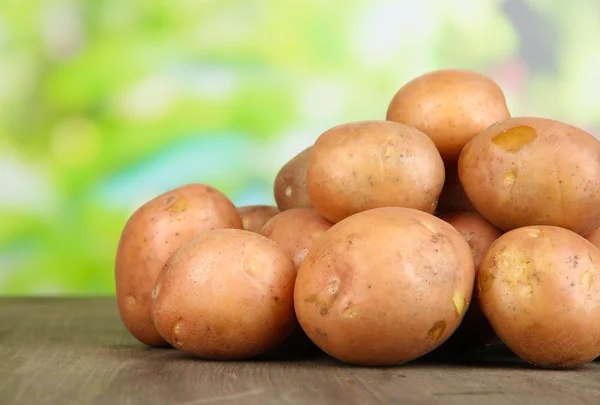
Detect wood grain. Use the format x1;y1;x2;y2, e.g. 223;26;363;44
0;298;599;405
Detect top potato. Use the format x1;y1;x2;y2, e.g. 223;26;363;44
386;69;510;163
115;183;242;346
459;117;600;235
307;120;445;223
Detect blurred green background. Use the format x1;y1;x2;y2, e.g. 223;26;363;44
0;0;598;295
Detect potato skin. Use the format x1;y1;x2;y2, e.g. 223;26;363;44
294;207;475;366
237;205;280;233
274;147;313;211
386;69;510;163
307;120;445;223
459;117;600;235
115;184;242;346
586;227;600;249
440;212;503;349
152;229;297;359
260;208;333;271
442;212;503;271
478;226;600;368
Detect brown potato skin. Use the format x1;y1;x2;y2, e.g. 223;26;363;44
307;120;445;223
274;147;313;211
294;207;475;366
237;205;280;233
435;163;475;215
459;117;600;235
260;208;333;271
386;69;510;164
152;229;297;359
115;184;242;347
478;226;600;368
440;212;503;350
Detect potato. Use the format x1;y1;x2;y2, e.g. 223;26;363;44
478;226;600;368
152;229;297;359
435;163;475;215
294;207;475;366
586;226;600;249
307;120;445;223
237;205;279;233
442;212;503;271
459;117;600;235
386;69;510;163
440;212;503;349
260;208;333;271
274;147;313;211
115;184;242;346
258;208;333;356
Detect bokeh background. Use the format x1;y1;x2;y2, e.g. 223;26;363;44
1;0;599;295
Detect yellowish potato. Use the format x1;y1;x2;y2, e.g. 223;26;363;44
478;226;600;368
459;117;600;235
386;69;510;163
307;120;445;223
115;184;242;346
294;207;475;366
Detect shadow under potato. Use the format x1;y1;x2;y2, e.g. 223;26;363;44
258;326;324;361
419;343;537;369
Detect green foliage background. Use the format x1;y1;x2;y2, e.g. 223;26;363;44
0;0;598;295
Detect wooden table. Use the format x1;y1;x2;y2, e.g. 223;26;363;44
1;298;599;405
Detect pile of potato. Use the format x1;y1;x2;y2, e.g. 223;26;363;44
115;69;600;369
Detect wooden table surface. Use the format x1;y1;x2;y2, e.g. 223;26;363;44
0;298;599;405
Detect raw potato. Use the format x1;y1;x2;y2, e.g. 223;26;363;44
152;229;297;359
440;212;503;349
274;147;313;211
585;226;600;249
260;208;333;271
386;69;510;163
259;208;332;355
478;226;600;368
115;184;242;346
435;163;475;215
307;120;445;223
237;205;280;233
459;117;600;235
294;207;475;366
442;212;503;271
